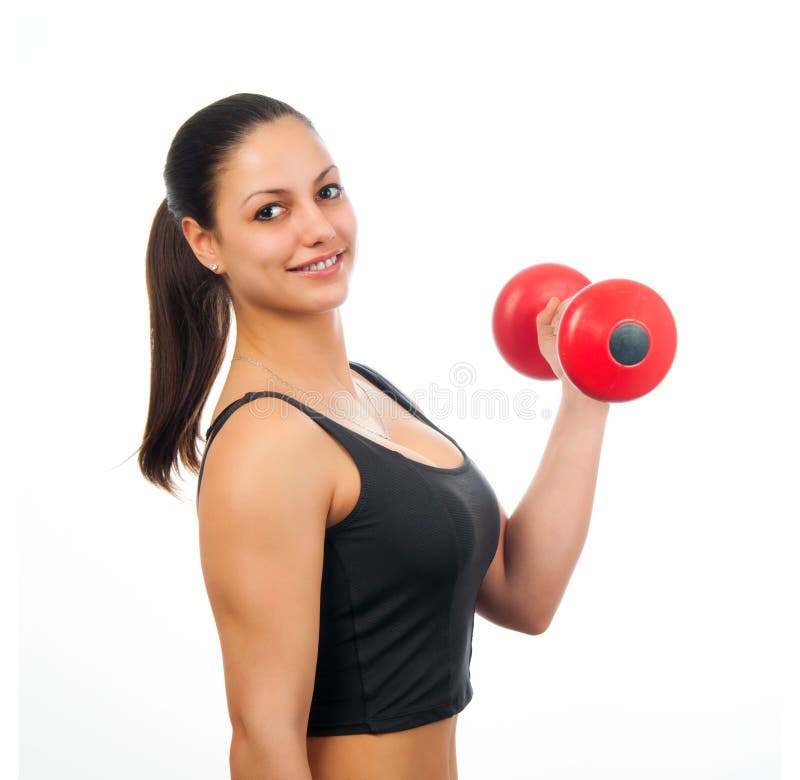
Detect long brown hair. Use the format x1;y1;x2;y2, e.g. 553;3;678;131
138;93;316;497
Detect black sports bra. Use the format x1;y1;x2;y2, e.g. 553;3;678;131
197;361;501;736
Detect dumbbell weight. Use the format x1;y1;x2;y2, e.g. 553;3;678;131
492;262;677;402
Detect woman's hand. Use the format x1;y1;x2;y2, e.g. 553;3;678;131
535;296;572;381
536;296;612;411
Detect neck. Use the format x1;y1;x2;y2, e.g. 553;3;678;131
230;308;356;395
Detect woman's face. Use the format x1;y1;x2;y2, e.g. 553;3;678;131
199;115;358;314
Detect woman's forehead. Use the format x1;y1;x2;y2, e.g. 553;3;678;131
235;119;321;166
222;120;329;189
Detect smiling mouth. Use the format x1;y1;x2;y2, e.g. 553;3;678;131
287;251;344;273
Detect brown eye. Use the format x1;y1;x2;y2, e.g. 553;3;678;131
255;203;287;222
319;183;344;200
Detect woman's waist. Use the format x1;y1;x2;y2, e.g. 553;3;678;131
307;713;457;779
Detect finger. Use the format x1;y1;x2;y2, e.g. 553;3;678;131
536;297;560;325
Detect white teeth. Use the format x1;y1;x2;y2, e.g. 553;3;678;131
295;253;340;272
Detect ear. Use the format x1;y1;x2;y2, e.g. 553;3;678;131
181;216;223;272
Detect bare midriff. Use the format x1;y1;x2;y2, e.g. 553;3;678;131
307;713;459;779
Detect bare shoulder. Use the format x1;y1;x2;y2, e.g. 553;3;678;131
198;392;337;520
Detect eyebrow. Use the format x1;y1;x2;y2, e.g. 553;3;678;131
241;164;339;207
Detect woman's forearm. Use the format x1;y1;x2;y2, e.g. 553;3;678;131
505;381;610;632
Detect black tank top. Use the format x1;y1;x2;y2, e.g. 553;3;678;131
197;361;501;736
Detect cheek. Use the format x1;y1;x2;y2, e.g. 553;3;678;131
246;233;294;264
337;204;358;237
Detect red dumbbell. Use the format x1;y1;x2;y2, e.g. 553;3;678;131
492;262;677;402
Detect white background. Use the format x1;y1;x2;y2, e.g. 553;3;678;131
5;1;798;777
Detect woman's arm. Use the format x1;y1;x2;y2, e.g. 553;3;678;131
477;296;611;634
504;380;610;633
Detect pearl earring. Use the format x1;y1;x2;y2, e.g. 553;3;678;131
210;263;218;271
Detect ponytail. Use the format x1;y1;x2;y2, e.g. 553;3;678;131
137;198;230;497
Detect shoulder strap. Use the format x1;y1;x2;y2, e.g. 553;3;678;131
349;361;451;442
204;393;252;440
349;361;428;421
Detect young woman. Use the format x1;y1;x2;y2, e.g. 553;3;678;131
138;93;610;779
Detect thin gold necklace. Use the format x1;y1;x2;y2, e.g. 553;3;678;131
231;354;391;440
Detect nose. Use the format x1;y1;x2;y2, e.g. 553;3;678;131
296;199;337;245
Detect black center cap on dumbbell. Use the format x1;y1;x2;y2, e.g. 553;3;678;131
609;322;650;366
